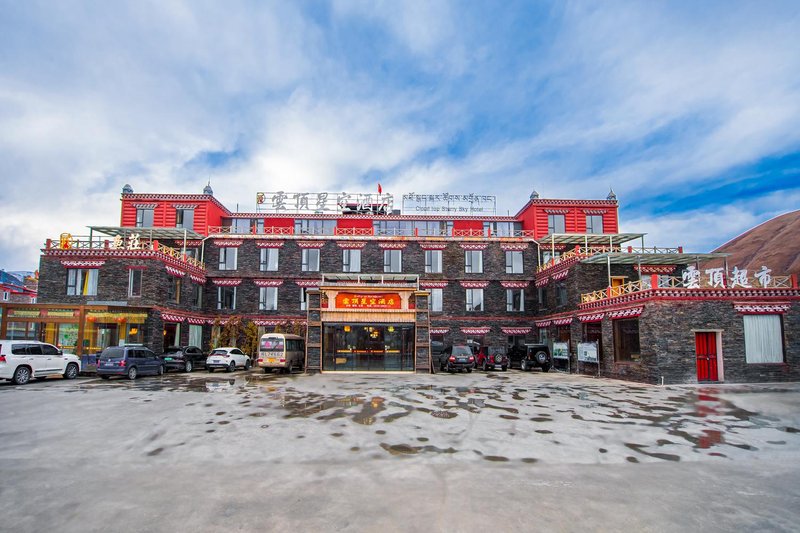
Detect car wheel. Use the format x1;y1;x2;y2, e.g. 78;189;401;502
542;363;551;373
64;363;79;380
208;367;214;373
127;366;138;380
244;359;251;371
466;367;472;373
227;362;235;373
100;375;111;380
12;366;31;385
502;366;508;372
184;360;193;373
264;367;270;374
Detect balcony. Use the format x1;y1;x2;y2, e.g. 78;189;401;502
44;234;205;270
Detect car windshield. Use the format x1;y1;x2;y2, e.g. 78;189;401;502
452;346;472;356
99;347;125;359
210;350;229;356
260;339;284;351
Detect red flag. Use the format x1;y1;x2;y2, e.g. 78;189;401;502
378;183;382;194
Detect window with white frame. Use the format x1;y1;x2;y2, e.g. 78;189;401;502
743;315;784;363
188;324;202;348
217;287;236;310
542;250;561;264
218;247;238;270
260;248;279;271
384;250;402;273
465;250;483;273
259;287;278;311
175;209;194;229
425;250;442;273
300;287;308;311
466;288;484;311
191;283;203;307
295;219;336;235
67;269;98;296
135;208;154;227
506;289;525;312
547;214;566;234
302;249;320;272
585;215;603;234
505;251;523;274
429;288;443;312
556;283;567;306
342;249;361;273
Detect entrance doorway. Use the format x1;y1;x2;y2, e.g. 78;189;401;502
322;324;415;371
695;332;719;382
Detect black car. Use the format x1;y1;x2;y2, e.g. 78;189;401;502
438;345;476;373
160;346;206;372
97;346;164;380
508;344;552;372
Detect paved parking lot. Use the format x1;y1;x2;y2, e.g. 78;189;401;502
1;370;799;532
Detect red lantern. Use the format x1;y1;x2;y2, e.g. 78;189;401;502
87;315;96;323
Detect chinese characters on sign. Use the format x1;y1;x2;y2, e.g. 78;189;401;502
681;265;774;289
334;293;402;310
255;192;394;214
401;193;497;214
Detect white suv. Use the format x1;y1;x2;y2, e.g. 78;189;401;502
0;340;81;385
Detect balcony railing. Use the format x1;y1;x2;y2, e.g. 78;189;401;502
207;225;538;239
537;246;618;273
45;235;205;269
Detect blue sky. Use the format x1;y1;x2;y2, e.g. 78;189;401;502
1;0;799;269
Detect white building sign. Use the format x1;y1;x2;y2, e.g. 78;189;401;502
256;192;393;215
682;265;776;289
401;193;496;215
577;342;599;363
552;342;570;360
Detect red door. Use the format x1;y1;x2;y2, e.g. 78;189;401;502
695;332;719;382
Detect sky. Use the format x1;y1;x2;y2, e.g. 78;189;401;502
1;0;799;270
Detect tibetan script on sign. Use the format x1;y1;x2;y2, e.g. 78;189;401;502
401;192;496;215
335;293;402;310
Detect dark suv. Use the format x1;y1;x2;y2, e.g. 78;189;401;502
97;346;164;380
160;346;205;373
508;344;552;372
438;345;476;373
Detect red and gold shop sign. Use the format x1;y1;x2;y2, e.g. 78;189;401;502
7;308;80;319
335;293;402;310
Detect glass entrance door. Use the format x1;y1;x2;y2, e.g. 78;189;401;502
323;324;414;371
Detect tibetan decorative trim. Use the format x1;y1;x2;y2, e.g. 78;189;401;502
460;281;490;289
500;281;529;289
297;241;325;249
733;302;791;314
61;260;106;268
336;241;367;249
419;242;448;250
582;209;607;215
552;317;574;326
172;204;198;210
634;265;676;274
420;281;449;289
461;327;491;335
213;239;243;247
551;270;569;281
543;208;570;214
255;241;286;248
211;278;242;287
294;279;321;287
378;242;408;250
534;320;552;327
500;243;529;251
253;279;284;287
535;277;550;288
459;243;489;251
182;240;203;247
132;203;158;209
187;317;206;325
189;273;206;284
500;327;532;335
607;307;643;319
165;265;186;278
161;313;186;323
578;312;605;323
251;319;292;326
430;328;450;335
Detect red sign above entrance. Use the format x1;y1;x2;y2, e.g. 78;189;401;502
335;293;402;310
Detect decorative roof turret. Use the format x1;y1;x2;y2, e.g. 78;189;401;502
607;188;617;201
122;184;133;194
203;181;213;195
530;189;540;200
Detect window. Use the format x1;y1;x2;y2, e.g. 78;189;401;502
135;208;154;227
484;222;521;237
743;315;784;363
295;219;336;235
466;288;484;311
218;247;238;270
429;288;443;312
168;277;182;303
66;269;98;296
384;250;402;273
191;283;203;307
465;250;483;273
538;287;548;309
259;287;278;311
128;270;142;297
542;250;561;264
342;249;361;273
547;214;566;234
506;251;523;274
260;248;279;271
300;287;308;311
189;324;202;348
374;220;413;236
556;283;567;306
175;209;194;229
302;249;320;272
252;219;265;234
586;215;603;234
217;287;236;310
506;289;524;312
425;250;442;273
613;319;640;362
582;322;603;356
413;221;449;236
231;218;251;234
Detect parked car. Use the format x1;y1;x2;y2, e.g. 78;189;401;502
96;346;164;380
438;345;475;373
474;345;509;371
0;340;81;385
206;347;251;373
160;346;206;373
508;344;552;372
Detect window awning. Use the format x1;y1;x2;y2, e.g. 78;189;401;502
580;252;729;265
540;233;646;246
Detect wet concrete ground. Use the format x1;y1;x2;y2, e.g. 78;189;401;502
1;370;799;532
